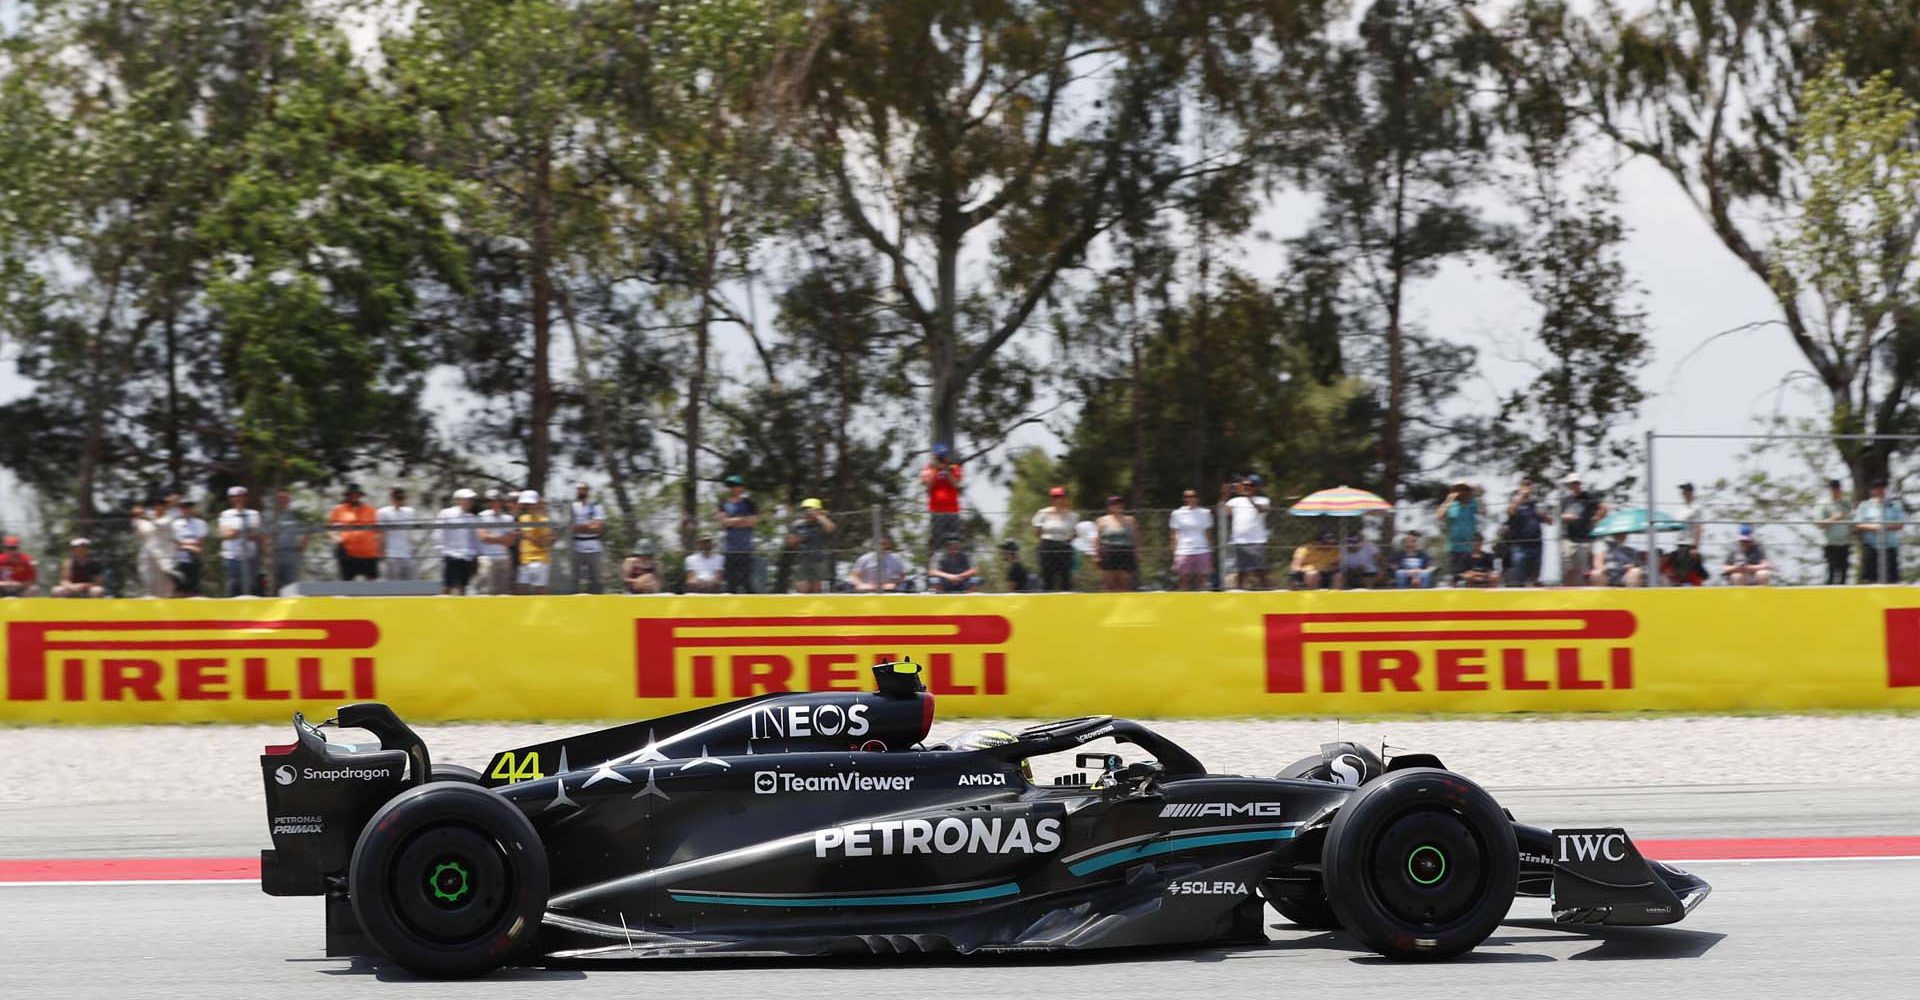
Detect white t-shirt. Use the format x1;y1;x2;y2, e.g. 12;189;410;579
475;510;512;558
1169;505;1214;556
134;516;175;561
1676;502;1703;545
571;500;607;554
171;515;208;560
437;506;478;560
1031;507;1077;542
684;551;724;584
377;505;418;558
1226;495;1271;544
217;508;262;560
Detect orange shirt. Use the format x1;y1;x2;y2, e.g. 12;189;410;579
329;502;381;559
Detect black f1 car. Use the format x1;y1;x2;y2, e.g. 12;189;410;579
259;661;1710;977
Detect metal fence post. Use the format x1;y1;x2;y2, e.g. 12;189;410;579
1645;430;1659;587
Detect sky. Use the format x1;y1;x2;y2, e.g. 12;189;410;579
0;1;1830;557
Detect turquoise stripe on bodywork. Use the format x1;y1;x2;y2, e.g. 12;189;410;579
670;882;1020;908
1067;828;1295;876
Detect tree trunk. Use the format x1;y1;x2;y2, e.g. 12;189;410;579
554;282;636;536
164;305;182;491
528;140;555;495
682;249;715;550
929;230;960;452
1127;271;1145;510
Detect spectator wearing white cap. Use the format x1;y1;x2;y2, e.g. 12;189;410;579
377;487;421;582
218;486;265;597
1557;473;1606;586
473;489;516;595
53;538;106;598
515;490;554;594
438;489;481;594
570;482;607;594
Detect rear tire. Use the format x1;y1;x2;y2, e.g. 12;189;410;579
349;782;547;977
430;763;484;785
1322;767;1516;961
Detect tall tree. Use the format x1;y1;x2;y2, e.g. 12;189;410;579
1300;0;1494;515
1557;0;1920;494
798;1;1334;457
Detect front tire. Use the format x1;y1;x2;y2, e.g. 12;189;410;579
1322;768;1516;961
349;782;548;977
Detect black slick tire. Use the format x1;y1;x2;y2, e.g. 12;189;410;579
349;781;547;977
430;763;484;785
1270;894;1342;930
1322;767;1516;960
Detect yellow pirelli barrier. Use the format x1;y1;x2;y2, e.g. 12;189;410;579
2;589;1918;724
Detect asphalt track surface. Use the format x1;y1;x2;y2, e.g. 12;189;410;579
3;784;1917;1000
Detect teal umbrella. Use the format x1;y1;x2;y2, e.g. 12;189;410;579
1591;508;1686;537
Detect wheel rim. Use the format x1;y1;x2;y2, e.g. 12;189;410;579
390;824;512;944
1365;807;1488;927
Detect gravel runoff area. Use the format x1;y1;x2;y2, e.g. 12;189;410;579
2;713;1916;806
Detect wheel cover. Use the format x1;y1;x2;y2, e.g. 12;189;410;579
390;823;512;944
1366;807;1488;927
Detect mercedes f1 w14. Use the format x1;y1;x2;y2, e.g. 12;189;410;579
259;661;1710;977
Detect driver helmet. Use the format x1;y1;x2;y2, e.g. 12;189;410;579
941;728;1032;782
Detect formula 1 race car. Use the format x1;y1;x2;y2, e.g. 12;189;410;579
258;661;1711;977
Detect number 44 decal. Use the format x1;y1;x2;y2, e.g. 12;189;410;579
490;751;543;784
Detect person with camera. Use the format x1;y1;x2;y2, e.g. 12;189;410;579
1440;482;1482;582
785;498;837;594
921;443;965;550
1504;479;1545;586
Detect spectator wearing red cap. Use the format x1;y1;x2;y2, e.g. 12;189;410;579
921;444;965;549
53;538;106;598
0;535;38;597
1031;487;1076;591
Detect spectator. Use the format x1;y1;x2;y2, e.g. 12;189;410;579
1168;488;1214;591
376;487;418;581
1289;530;1339;589
622;544;662;595
1591;531;1645;587
1819;478;1852;585
921;443;965;549
52;538;107;598
1503;479;1545;586
1722;524;1774;586
267;489;308;594
328;485;379;581
0;534;37;597
850;536;907;592
437;488;480;595
1031;487;1076;591
715;474;759;594
1093;496;1139;592
1855;478;1905;583
786;498;837;594
1675;482;1704;549
570;482;607;594
1339;532;1382;589
1225;475;1273;590
474;490;516;595
1558;474;1606;585
927;536;981;593
130;503;176;598
515;490;554;594
1456;535;1499;588
683;536;725;593
217;486;265;597
999;539;1032;592
171;497;209;594
1441;483;1481;581
1393;532;1435;588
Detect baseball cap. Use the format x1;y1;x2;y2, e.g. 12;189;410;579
226;485;248;496
344;482;364;495
630;542;655;556
932;442;951;458
1828;478;1843;490
1678;482;1695;492
1245;473;1264;487
998;539;1019;551
1047;486;1066;497
723;474;745;486
453;488;478;500
70;537;91;547
799;497;823;510
1738;523;1754;538
1562;473;1582;484
518;490;540;504
1106;494;1123;505
484;488;500;500
2;535;19;547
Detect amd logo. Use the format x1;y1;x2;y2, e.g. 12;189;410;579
1557;832;1628;863
1160;802;1282;819
748;703;871;740
957;773;1007;787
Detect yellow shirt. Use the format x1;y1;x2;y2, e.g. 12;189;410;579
1293;543;1340;573
517;513;553;564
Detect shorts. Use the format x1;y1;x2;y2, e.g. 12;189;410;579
1173;552;1213;576
443;557;477;589
1233;544;1268;572
516;561;550;588
796;552;833;582
1290;570;1331;589
1098;549;1136;572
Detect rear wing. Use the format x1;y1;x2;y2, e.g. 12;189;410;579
258;703;424;896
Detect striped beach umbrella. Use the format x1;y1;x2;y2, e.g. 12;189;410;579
1289;485;1391;517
